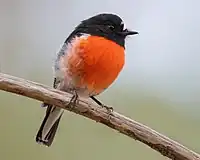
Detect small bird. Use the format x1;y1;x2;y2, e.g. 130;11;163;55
36;13;138;147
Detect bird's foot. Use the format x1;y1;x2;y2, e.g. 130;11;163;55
101;104;113;120
101;105;113;113
67;91;79;110
90;96;113;120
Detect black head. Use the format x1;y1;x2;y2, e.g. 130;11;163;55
71;13;138;48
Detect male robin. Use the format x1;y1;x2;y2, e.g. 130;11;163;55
36;13;138;147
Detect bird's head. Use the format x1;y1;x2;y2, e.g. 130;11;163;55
75;13;138;47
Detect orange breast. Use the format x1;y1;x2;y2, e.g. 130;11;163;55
62;35;125;95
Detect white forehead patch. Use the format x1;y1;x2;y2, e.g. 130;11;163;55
121;21;126;30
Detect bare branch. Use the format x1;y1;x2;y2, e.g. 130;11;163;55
0;72;199;160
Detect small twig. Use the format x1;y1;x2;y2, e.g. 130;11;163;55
0;72;199;160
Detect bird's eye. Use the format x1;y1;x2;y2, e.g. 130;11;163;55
108;25;115;30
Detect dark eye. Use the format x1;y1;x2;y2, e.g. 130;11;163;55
108;25;115;30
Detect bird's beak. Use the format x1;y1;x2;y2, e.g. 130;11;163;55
118;29;139;36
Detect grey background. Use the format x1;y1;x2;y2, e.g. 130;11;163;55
0;1;200;160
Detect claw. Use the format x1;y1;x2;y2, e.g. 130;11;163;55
101;104;113;120
90;96;113;120
67;91;78;110
101;105;113;112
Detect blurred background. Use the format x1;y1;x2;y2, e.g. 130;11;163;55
0;0;200;159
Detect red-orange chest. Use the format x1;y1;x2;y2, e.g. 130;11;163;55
62;35;125;94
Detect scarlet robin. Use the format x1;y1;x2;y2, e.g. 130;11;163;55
36;13;138;146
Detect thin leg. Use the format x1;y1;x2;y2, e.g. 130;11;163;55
67;90;78;110
90;96;113;112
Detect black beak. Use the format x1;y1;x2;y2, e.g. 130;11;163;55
118;29;139;36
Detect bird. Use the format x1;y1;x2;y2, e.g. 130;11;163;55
36;13;138;147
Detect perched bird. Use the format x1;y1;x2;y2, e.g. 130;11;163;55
36;13;138;147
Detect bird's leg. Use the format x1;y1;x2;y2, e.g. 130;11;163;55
90;96;113;113
67;90;79;110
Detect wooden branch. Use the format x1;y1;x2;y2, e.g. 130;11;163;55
0;73;199;160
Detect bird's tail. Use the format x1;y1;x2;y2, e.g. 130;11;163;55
36;104;64;147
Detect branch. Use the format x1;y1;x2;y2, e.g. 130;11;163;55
0;73;199;160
